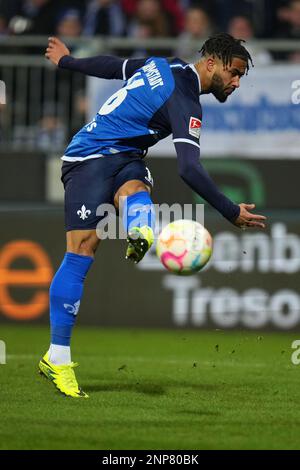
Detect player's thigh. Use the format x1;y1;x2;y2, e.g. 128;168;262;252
113;159;153;209
62;159;115;234
66;229;100;257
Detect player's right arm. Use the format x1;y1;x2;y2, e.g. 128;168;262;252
45;37;147;80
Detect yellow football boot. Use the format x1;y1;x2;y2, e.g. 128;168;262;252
38;352;88;398
126;225;154;263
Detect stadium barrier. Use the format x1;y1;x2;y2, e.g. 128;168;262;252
0;53;85;151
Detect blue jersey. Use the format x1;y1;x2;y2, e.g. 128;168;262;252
59;54;239;223
62;56;202;161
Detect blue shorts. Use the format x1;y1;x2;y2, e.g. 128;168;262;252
61;154;154;231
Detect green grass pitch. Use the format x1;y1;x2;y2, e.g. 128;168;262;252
0;325;300;450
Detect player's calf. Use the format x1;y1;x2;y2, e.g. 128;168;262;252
120;190;156;263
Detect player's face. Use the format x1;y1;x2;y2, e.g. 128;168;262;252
211;57;247;103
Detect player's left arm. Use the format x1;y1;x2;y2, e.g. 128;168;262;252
175;142;266;228
45;37;147;80
166;90;266;227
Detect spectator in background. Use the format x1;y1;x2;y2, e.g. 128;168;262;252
175;6;213;62
127;0;172;37
289;0;300;61
211;0;277;37
255;0;285;38
277;0;300;38
82;0;125;36
123;0;184;36
128;20;163;57
228;16;272;65
9;0;59;35
70;89;88;138
208;0;251;31
56;9;82;37
269;0;300;61
277;0;300;61
37;114;66;151
0;14;9;35
0;0;21;33
4;0;86;36
0;0;19;18
127;0;173;56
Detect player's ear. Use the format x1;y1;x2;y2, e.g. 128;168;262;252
206;57;216;73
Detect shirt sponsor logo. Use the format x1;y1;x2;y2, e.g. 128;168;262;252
189;117;201;139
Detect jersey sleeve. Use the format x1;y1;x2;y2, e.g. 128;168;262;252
123;58;148;79
174;141;240;223
166;87;202;150
58;55;147;80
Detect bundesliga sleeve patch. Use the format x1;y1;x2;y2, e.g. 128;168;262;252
189;117;202;139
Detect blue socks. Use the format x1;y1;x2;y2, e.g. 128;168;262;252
49;252;93;347
122;191;156;233
49;191;154;352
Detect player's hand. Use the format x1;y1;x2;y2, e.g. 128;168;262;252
45;37;70;66
234;203;266;229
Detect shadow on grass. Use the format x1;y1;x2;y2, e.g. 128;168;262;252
83;382;166;396
82;380;225;396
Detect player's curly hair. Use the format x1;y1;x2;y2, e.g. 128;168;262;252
199;33;254;73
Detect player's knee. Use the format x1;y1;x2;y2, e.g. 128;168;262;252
114;181;150;208
78;239;99;257
67;232;100;257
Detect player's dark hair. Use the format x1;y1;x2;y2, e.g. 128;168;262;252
199;33;253;73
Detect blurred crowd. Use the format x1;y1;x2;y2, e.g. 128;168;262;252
0;0;299;64
0;1;299;149
0;0;299;41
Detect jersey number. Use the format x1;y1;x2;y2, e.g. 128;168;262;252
99;73;145;116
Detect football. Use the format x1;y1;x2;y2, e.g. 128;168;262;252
156;219;213;275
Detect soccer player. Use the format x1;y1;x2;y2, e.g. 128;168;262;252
39;33;266;398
